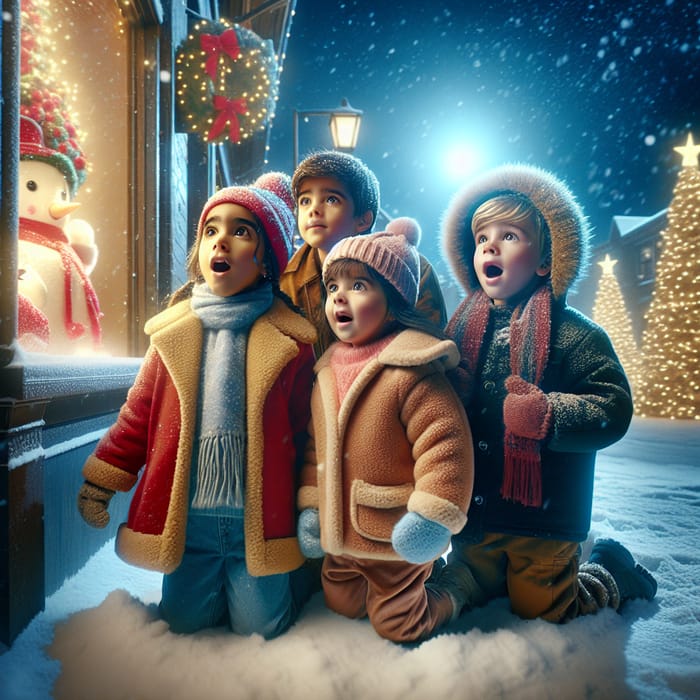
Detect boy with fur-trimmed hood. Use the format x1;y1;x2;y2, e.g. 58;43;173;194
437;163;657;622
280;150;446;357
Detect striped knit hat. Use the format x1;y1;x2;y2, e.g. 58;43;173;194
197;172;295;279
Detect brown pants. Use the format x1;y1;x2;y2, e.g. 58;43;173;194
322;554;453;642
448;532;586;622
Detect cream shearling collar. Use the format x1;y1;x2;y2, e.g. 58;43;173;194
316;329;460;373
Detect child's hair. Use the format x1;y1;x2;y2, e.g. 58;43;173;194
292;151;380;230
324;258;446;340
472;193;551;266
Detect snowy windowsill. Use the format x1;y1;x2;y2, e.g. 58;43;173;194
0;346;142;423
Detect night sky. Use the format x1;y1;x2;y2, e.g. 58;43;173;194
266;0;699;274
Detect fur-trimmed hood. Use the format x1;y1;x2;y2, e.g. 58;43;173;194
441;164;591;300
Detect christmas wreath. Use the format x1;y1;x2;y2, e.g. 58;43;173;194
175;18;279;144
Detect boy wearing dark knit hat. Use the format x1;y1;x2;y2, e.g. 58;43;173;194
296;217;474;643
280;150;447;357
437;163;657;622
77;173;318;639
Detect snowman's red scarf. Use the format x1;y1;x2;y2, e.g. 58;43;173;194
19;218;103;348
446;284;552;507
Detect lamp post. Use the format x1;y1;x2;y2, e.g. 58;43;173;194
292;98;363;167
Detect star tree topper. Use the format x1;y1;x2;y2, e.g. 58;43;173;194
673;133;700;167
598;253;617;275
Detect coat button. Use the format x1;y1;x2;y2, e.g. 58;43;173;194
483;380;495;393
473;495;484;505
478;440;488;452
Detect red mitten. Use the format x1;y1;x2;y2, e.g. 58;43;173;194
503;375;552;440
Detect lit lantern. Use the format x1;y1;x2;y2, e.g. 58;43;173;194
328;99;363;151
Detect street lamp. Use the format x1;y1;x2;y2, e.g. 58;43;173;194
292;98;363;167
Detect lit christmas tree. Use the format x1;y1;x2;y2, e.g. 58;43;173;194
20;0;88;187
636;133;700;420
592;254;642;396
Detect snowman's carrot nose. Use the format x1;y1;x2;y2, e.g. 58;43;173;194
49;200;81;220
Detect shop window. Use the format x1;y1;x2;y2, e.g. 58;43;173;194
19;0;130;356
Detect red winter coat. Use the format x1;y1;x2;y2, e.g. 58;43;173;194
83;296;316;576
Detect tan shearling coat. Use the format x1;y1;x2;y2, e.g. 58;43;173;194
298;330;474;560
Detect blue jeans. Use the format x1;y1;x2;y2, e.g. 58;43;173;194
159;512;303;638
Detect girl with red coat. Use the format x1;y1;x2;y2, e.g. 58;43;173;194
77;174;317;638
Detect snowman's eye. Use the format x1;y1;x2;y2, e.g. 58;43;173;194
60;190;68;201
26;180;38;192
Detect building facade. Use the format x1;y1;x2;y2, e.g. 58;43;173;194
570;209;667;344
0;0;295;646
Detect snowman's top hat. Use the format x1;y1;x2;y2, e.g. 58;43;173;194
20;115;79;196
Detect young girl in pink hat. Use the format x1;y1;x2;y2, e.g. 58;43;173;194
297;217;474;643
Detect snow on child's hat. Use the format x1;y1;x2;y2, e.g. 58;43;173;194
197;172;295;279
323;217;422;306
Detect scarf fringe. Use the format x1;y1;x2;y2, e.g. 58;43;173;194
502;430;543;507
191;432;246;511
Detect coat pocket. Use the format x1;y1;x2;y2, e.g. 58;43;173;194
350;480;413;542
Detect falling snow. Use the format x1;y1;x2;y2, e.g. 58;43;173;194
269;0;699;272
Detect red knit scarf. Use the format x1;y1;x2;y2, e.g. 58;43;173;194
446;285;552;507
19;218;103;349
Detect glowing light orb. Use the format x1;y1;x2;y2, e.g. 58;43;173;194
443;143;482;181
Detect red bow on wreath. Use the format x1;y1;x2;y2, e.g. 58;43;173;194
207;95;248;143
200;28;242;81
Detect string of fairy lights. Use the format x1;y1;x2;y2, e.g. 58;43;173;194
592;254;643;397
19;0;96;188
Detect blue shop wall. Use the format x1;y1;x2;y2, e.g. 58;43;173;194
42;414;132;597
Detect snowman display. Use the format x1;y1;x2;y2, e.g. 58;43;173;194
17;265;50;352
17;115;103;354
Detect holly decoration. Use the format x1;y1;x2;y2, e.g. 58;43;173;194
175;18;279;144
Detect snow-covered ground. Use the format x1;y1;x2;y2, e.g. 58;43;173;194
1;416;699;700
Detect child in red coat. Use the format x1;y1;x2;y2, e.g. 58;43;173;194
77;173;317;638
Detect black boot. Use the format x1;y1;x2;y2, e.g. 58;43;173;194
588;538;657;606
